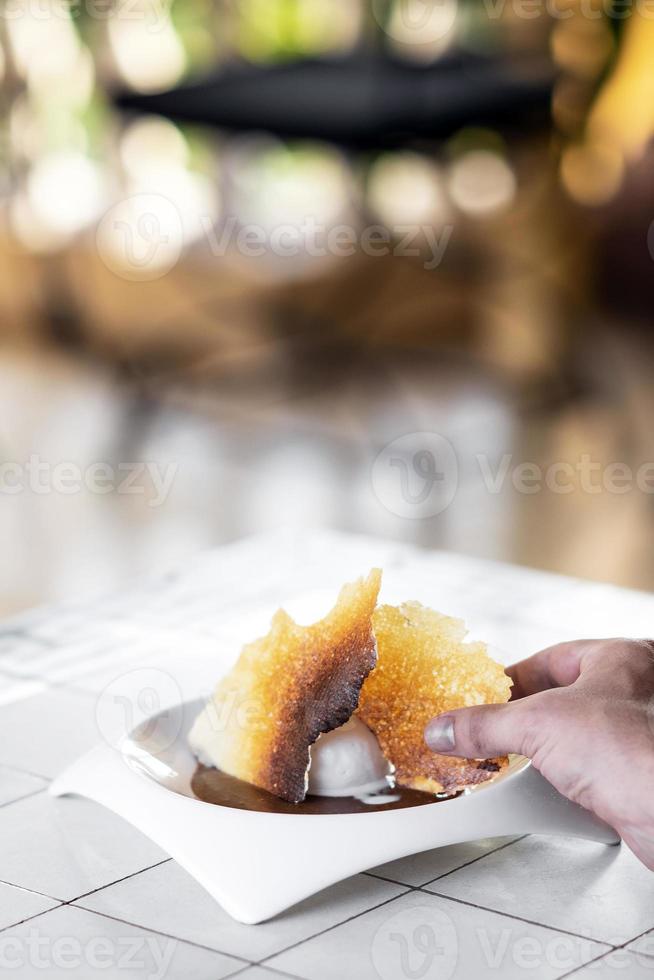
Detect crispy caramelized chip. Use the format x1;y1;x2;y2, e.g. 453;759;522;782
189;570;382;803
357;602;512;794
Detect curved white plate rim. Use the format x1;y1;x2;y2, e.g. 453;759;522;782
51;702;620;924
50;730;619;924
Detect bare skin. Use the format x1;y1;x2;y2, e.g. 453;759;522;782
424;639;654;869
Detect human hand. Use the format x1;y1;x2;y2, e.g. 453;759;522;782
424;639;654;869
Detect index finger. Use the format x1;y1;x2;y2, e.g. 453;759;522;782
507;641;588;699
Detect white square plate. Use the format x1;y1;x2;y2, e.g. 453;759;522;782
51;590;619;924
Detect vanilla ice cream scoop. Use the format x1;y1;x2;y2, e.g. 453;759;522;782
190;706;392;800
308;717;392;798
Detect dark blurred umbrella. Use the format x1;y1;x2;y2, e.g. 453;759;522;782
114;52;555;148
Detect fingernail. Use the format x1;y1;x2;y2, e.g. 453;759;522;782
424;716;456;752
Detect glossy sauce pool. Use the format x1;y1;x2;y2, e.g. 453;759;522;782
191;764;461;814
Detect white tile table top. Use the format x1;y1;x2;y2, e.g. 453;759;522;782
235;969;294;980
0;766;46;809
0;528;653;979
571;950;654;978
367;836;520;887
76;861;406;961
0;689;100;779
266;890;609;980
0;881;59;932
0;673;46;706
0;793;166;901
628;931;654;959
1;904;245;979
426;834;654;946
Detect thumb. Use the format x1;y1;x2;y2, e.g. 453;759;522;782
424;699;538;759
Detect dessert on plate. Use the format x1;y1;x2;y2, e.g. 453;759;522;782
358;601;512;794
189;570;512;809
189;570;382;804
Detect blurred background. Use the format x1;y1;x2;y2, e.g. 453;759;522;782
1;0;654;617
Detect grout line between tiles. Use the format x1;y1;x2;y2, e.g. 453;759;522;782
92;915;251;974
0;903;65;937
418;889;612;948
64;904;253;962
75;885;414;967
424;835;529;885
258;889;412;967
219;966;252;980
8;860;643;971
68;857;174;905
255;967;311;980
0;762;51;781
0;788;48;811
363;871;414;886
0;876;62;905
557;948;619;978
1;903;251;970
617;926;654;950
364;835;528;889
558;923;654;978
0;856;173;911
229;965;308;980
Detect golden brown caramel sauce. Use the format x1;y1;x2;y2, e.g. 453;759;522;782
191;764;460;814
